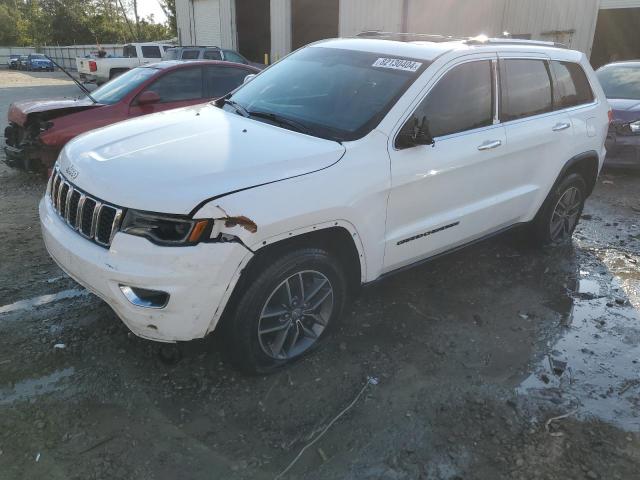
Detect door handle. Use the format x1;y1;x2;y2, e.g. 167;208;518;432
477;140;502;151
552;122;571;132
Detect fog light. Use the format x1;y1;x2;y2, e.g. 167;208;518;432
119;285;169;309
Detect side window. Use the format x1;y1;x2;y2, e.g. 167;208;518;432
411;60;494;138
203;49;223;60
144;68;203;102
223;50;247;64
205;66;251;97
164;49;178;60
181;49;201;60
550;61;594;109
500;59;552;121
141;46;162;58
123;45;138;58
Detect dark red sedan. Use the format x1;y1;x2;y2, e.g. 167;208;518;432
4;60;259;170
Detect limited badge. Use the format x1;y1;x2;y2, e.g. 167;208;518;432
65;164;79;180
372;58;423;72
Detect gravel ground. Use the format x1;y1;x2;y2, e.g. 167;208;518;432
1;70;639;480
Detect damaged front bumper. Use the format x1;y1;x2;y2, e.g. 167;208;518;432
3;123;57;170
39;195;254;342
605;125;640;169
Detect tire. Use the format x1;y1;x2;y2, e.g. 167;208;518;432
226;248;348;374
531;173;587;246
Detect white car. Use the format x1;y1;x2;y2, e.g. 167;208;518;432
77;43;173;84
41;36;609;373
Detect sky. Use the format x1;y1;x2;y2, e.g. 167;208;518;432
136;0;168;24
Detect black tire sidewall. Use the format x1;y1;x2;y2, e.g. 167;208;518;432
534;173;587;245
229;248;348;374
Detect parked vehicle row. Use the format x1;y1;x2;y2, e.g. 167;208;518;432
7;54;55;71
163;46;264;69
75;42;260;85
38;37;610;373
4;60;259;170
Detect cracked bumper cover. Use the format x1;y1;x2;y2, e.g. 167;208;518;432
39;196;253;342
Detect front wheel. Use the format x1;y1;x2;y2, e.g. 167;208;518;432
531;173;587;246
226;248;348;374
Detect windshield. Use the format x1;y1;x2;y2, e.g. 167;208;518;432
597;64;640;100
90;67;157;104
227;47;428;141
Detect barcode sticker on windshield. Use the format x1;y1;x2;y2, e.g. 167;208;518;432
372;58;422;72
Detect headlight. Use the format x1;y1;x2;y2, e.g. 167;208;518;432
630;120;640;134
120;210;212;246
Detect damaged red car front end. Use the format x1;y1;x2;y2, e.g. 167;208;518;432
4;98;101;170
3;60;260;171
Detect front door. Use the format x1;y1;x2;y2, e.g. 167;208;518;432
384;55;517;272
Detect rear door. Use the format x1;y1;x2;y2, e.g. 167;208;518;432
128;66;206;117
497;55;575;220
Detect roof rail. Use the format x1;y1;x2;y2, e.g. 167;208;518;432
355;31;464;43
464;36;568;49
355;31;568;49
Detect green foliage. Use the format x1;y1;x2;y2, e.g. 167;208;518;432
0;0;173;46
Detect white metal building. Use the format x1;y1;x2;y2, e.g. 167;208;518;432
175;0;640;67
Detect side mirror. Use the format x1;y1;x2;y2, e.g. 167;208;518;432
396;116;435;150
243;74;256;84
137;90;161;105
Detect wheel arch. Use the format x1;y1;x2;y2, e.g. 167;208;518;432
556;150;600;196
215;223;365;334
248;221;366;291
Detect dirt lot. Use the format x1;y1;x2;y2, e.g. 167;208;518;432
1;70;639;480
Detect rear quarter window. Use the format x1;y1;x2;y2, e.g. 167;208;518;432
181;50;201;60
500;59;553;121
203;49;223;60
551;61;594;109
141;46;162;58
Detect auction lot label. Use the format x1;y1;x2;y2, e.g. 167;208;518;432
372;58;423;72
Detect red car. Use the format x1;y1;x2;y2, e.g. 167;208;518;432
4;60;259;170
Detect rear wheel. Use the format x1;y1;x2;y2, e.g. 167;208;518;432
531;173;587;246
226;248;348;374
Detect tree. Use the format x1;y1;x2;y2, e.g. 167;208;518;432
0;4;20;45
0;0;171;46
158;0;176;36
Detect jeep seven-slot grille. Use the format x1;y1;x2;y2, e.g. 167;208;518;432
49;168;123;248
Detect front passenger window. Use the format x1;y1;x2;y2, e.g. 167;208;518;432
411;61;494;139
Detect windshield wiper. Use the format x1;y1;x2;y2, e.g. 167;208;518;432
248;110;316;136
220;98;250;118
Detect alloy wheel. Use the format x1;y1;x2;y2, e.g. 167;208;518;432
257;270;334;360
549;186;582;243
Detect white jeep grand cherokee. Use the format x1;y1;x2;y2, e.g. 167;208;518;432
40;36;609;373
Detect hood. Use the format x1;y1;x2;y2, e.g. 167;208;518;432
608;98;640;123
60;103;346;214
8;97;100;126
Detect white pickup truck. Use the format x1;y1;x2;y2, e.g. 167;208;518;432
76;43;173;84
